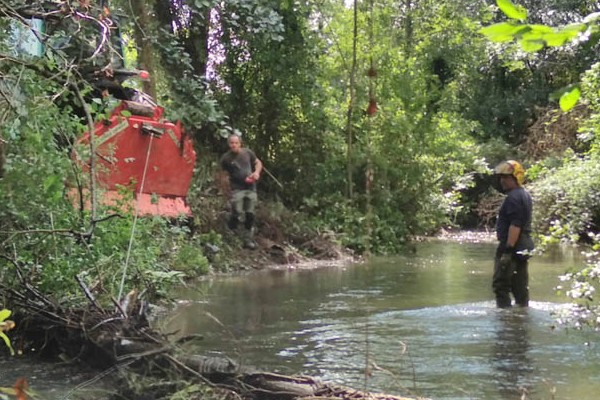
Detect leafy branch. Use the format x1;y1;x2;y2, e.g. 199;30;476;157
480;0;600;110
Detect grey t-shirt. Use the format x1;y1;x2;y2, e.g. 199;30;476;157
220;148;257;191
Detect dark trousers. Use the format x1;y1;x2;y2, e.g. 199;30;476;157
492;251;529;308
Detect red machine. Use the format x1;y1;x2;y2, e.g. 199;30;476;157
72;100;196;217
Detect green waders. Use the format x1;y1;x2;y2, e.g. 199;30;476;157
227;189;258;249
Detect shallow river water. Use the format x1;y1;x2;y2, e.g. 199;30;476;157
168;239;600;400
1;239;599;399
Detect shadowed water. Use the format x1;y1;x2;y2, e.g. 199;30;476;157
168;239;600;400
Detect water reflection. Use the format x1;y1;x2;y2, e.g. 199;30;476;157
168;241;600;400
491;309;533;399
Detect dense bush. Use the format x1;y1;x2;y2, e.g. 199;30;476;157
529;153;600;245
529;61;600;329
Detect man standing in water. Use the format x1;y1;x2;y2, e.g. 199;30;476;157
220;133;263;249
493;160;534;308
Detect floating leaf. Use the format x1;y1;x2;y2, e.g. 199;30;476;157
497;0;528;21
559;87;580;111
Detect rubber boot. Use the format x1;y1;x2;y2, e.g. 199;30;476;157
243;228;257;249
243;213;257;249
227;213;239;231
495;295;512;309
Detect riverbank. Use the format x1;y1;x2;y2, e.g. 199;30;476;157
196;197;362;273
219;227;498;273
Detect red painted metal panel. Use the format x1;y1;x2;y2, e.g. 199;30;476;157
73;101;196;216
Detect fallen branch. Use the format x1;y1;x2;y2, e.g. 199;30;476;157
3;279;426;400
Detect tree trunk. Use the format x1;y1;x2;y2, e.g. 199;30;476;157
130;0;157;99
184;10;210;78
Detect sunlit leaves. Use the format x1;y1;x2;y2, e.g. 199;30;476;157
480;21;586;51
559;86;581;112
481;1;590;51
0;309;15;356
546;23;586;46
480;1;597;111
479;22;529;42
497;0;527;21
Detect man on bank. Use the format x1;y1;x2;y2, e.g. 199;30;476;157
493;160;534;308
220;133;263;249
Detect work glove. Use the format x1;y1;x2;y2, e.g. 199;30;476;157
499;247;514;269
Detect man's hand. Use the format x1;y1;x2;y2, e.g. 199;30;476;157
245;172;260;184
499;247;514;269
250;171;260;181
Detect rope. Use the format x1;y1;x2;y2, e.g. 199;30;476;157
117;131;156;302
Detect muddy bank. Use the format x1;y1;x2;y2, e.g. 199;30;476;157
221;228;497;273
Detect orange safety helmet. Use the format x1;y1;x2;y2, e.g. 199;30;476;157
494;160;526;186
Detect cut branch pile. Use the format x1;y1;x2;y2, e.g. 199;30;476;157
474;191;504;228
522;104;591;160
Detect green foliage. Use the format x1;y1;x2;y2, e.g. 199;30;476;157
169;384;205;400
153;27;224;133
558;86;581;112
0;68;79;231
497;0;528;21
479;22;585;50
171;243;210;276
480;0;600;111
555;236;600;329
253;0;514;252
0;57;212;308
1;0;598;279
521;49;600;329
0;309;15;356
578;62;600;151
531;60;600;247
530;151;600;328
482;0;596;50
530;153;600;245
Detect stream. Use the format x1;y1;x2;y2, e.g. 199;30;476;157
1;239;599;399
168;239;599;400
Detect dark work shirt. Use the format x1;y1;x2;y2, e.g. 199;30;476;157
496;187;533;244
220;148;257;191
